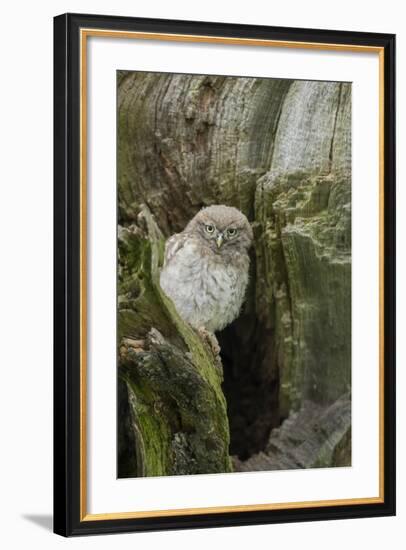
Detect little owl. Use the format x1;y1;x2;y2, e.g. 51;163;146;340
159;205;253;337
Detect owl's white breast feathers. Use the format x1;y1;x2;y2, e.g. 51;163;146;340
160;235;249;333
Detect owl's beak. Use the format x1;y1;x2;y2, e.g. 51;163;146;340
216;234;224;248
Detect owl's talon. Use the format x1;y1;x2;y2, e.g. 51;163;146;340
197;326;221;356
195;326;223;375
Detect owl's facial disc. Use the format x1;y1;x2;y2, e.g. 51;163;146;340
202;222;225;250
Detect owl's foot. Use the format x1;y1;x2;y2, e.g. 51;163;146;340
195;327;223;374
197;326;221;356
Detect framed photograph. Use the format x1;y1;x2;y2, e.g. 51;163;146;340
53;13;396;536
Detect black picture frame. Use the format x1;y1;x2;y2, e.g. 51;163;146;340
54;12;396;537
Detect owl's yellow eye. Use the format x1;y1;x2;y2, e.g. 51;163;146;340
227;228;237;237
205;224;215;234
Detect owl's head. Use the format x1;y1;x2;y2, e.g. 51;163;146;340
186;205;253;253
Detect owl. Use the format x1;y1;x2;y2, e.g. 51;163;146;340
159;205;253;335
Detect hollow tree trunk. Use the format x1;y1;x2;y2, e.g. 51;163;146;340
117;71;351;476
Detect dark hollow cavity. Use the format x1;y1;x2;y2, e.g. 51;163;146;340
218;261;280;461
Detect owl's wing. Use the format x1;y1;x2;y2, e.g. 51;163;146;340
163;233;188;267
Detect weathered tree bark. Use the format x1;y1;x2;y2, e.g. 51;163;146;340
118;71;351;476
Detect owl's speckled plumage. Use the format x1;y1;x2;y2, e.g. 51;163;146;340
159;205;253;333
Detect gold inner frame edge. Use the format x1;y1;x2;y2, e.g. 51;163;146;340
79;28;385;522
